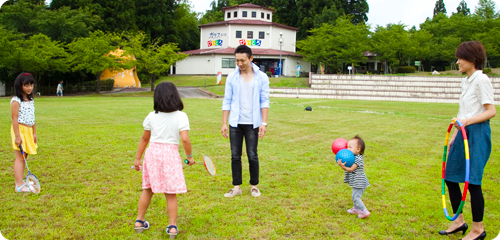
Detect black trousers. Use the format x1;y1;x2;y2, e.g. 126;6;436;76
230;124;259;186
445;180;484;222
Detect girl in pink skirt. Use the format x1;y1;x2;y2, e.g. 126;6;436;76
133;82;195;238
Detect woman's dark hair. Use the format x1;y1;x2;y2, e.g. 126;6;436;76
154;82;184;113
234;45;253;59
455;41;486;70
352;135;365;155
14;72;35;101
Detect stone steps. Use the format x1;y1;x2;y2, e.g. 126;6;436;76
269;74;500;104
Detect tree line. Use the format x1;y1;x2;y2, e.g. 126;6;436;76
297;0;500;74
0;0;194;93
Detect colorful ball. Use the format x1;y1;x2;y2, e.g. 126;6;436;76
331;138;348;154
335;149;355;167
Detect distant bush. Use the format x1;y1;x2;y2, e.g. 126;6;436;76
266;71;272;77
396;66;416;73
137;72;150;84
483;68;492;74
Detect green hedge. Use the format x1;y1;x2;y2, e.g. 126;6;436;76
483;68;492;74
396;66;416;73
37;79;115;96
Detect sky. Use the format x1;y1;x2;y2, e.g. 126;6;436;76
187;0;500;29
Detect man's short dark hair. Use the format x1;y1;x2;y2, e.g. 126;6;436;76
455;41;486;70
234;45;252;59
154;82;184;113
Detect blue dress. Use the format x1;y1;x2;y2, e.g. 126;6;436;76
445;120;491;185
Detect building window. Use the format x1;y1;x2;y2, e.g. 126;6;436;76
222;58;236;68
234;11;238;18
267;13;270;20
236;31;242;38
227;12;231;19
242;11;247;17
261;12;264;19
247;31;253;39
252;11;256;18
259;31;265;39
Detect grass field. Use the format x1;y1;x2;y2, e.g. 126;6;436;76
0;95;499;239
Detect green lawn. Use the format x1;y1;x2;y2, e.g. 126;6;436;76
141;75;308;96
1;95;499;239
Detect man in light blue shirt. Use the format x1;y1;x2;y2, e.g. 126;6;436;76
221;45;270;197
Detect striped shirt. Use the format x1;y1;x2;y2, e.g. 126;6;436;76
344;155;370;188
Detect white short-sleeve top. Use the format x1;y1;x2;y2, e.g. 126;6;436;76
10;97;35;126
457;70;495;119
143;111;190;144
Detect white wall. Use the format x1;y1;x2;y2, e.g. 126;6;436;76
0;82;5;96
200;25;229;50
224;7;273;22
176;55;220;75
200;24;296;52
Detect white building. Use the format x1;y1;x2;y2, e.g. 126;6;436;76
174;3;311;77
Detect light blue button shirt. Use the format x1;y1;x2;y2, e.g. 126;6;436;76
222;63;270;128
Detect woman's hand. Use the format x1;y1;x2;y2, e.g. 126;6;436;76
451;117;469;129
33;133;37;144
447;136;455;155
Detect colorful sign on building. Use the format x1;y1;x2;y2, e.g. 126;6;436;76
208;40;223;47
239;39;262;46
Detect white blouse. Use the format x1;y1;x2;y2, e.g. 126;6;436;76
10;97;35;126
457;70;495;119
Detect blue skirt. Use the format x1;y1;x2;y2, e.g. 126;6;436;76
445;121;491;185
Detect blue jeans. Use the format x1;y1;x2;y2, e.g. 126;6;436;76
230;124;259;186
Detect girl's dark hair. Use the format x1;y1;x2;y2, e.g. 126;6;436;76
455;41;486;70
14;72;35;101
154;82;184;113
352;135;365;155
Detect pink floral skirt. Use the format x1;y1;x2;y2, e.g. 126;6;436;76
142;142;187;194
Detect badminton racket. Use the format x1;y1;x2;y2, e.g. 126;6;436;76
184;155;216;176
18;145;41;194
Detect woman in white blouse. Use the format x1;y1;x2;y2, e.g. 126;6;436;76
439;41;496;240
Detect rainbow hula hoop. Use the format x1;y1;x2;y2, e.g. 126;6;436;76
441;119;470;221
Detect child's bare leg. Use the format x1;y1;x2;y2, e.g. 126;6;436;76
14;150;26;187
136;188;153;227
165;194;178;233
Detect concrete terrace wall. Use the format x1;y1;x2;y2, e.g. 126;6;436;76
270;74;500;105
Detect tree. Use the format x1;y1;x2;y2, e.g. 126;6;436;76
475;0;499;19
31;6;101;43
297;16;370;73
408;29;434;71
455;0;471;16
313;6;340;28
126;32;187;91
2;34;68;89
68;30;134;93
371;23;412;70
0;25;24;84
340;0;369;24
0;0;45;36
434;0;447;16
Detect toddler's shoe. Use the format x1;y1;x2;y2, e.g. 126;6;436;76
358;209;371;219
347;207;361;215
